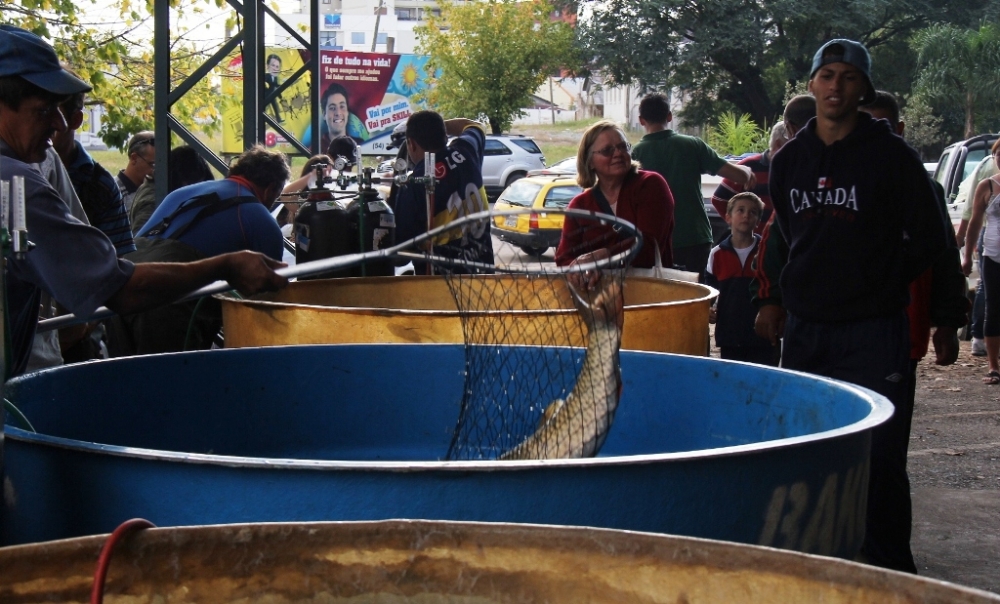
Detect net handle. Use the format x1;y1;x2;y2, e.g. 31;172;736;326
36;208;642;332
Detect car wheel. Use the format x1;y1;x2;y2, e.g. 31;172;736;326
520;245;547;256
504;172;526;188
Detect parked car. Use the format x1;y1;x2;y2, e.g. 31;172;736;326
373;134;545;203
481;134;546;200
527;156;577;177
948;156;992;230
934;133;999;204
491;176;581;256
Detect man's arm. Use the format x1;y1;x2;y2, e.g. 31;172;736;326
716;162;756;192
105;251;287;316
901;152;951;284
444;119;484;137
750;218;788;346
710;178;740;219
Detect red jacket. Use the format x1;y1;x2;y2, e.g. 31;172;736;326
556;169;674;268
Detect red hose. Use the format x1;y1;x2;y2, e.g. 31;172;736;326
91;518;156;604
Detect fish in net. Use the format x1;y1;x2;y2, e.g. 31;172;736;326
435;207;639;461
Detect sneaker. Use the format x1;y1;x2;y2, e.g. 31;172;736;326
972;337;987;356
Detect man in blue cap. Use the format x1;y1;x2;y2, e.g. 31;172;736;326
0;25;288;375
769;39;951;572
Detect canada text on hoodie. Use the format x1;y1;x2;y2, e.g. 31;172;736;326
769;112;950;323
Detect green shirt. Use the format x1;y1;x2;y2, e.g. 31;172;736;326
632;129;727;248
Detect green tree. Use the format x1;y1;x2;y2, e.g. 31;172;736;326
415;0;579;134
901;94;945;159
0;0;230;149
911;23;1000;138
578;0;985;129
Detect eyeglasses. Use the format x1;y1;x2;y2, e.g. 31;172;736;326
137;154;155;170
27;101;62;120
590;142;631;158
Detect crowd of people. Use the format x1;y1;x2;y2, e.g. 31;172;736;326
0;22;978;576
552;38;967;576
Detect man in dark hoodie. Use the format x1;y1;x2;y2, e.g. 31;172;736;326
769;40;951;573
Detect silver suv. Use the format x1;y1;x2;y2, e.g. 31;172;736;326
934;133;999;204
481;135;546;200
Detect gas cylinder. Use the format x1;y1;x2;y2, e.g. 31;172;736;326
293;180;396;279
293;187;354;280
344;186;395;277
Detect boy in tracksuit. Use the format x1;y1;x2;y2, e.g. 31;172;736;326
706;192;778;365
769;39;951;573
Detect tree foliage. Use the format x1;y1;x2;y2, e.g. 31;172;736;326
579;0;985;129
0;0;232;150
704;112;766;156
901;94;945;158
415;0;579;134
911;23;1000;138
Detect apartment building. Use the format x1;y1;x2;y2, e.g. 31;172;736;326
273;0;442;53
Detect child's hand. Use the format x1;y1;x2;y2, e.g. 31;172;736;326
708;306;717;324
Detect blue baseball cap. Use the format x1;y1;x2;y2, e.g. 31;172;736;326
810;39;876;105
0;25;91;95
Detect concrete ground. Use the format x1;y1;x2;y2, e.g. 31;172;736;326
908;340;1000;594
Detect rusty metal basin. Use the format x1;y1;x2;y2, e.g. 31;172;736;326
1;520;997;603
219;275;716;354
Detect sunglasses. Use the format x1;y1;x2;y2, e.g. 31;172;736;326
128;136;154;155
590;142;631;158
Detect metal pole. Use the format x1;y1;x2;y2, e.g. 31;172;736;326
372;0;385;52
243;0;263;152
549;77;555;125
153;0;170;201
310;0;320;155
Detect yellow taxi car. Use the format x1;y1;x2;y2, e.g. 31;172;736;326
491;176;582;256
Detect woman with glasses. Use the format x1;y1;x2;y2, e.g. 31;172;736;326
555;119;675;274
962;138;1000;384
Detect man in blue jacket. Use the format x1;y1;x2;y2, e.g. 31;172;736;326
111;145;289;355
394;111;493;274
769;39;951;573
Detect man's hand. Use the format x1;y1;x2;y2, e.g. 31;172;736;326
755;304;786;346
962;256;974;277
223;251;288;296
932;325;960;366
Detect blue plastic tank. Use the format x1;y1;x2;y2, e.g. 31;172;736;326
1;344;890;558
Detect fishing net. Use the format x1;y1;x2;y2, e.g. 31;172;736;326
431;208;641;461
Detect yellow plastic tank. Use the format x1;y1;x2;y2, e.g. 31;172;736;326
1;521;997;603
219;275;716;355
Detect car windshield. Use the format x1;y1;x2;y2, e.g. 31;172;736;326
509;139;542;154
544;185;582;208
550;157;577;171
499;180;543;207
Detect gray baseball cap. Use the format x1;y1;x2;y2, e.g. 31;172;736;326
810;39;876;105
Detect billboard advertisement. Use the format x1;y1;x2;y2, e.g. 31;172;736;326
220;50;433;156
313;50;434;156
221;48;313;154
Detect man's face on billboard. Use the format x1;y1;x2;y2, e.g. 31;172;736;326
325;93;348;138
